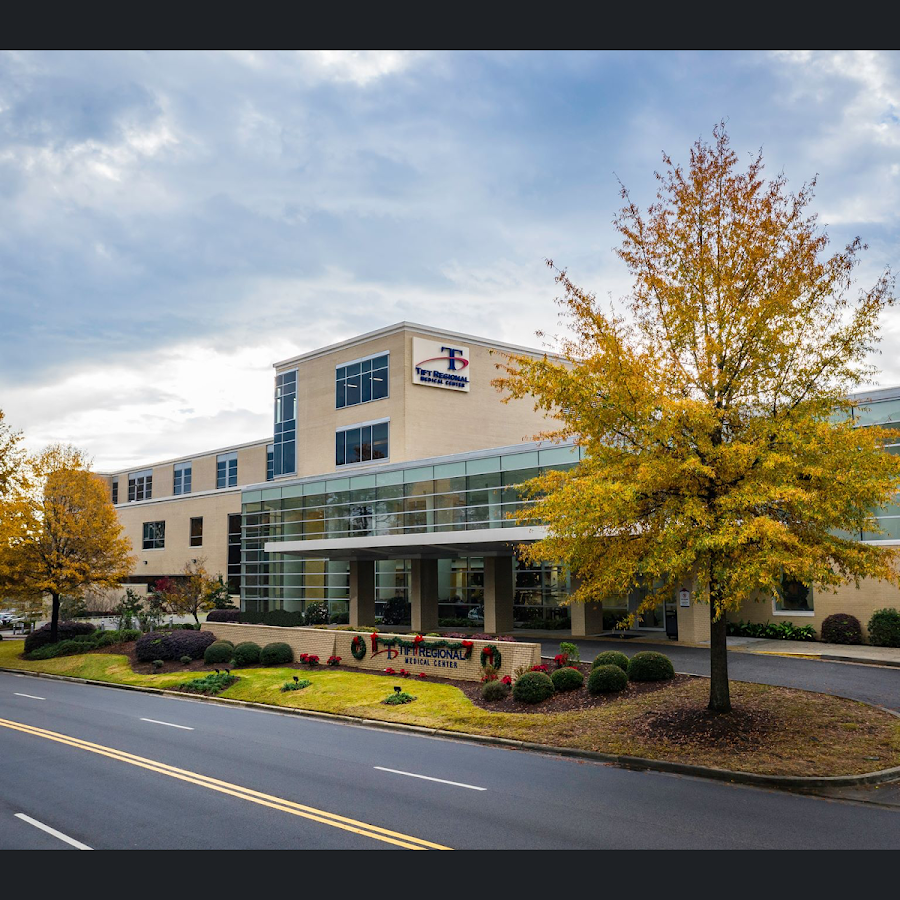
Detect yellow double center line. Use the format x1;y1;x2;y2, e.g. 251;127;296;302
0;716;451;850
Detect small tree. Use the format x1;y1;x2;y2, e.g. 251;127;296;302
163;559;218;626
0;444;135;644
205;575;236;610
496;124;900;713
113;588;145;631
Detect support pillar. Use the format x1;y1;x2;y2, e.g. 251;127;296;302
483;556;514;634
410;558;439;633
349;559;376;628
569;577;604;637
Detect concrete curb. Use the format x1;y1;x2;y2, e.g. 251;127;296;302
3;664;900;790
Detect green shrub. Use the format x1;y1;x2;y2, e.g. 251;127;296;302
180;655;192;666
303;602;330;626
281;678;312;691
587;664;628;694
177;672;237;695
551;666;584;692
203;641;235;664
152;659;164;671
512;671;555;704
260;642;294;665
481;679;511;701
627;651;675;682
821;613;863;645
27;639;91;660
559;641;581;665
592;650;630;672
383;691;416;705
233;641;262;666
867;608;900;647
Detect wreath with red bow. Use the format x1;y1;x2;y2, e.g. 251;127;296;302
350;636;367;660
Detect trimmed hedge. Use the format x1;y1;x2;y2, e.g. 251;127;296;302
135;629;216;662
587;664;628;694
481;679;510;701
512;671;555;704
204;641;235;664
867;608;900;648
591;650;630;673
260;642;294;666
206;609;241;623
551;666;585;692
27;639;91;660
821;613;863;645
627;651;675;682
24;621;96;655
233;641;261;666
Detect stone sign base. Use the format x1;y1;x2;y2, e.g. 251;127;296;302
202;623;541;682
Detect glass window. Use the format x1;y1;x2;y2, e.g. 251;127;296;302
774;577;813;613
217;452;238;489
190;517;203;547
335;421;390;466
273;370;297;476
336;353;389;409
227;514;242;594
111;479;118;504
142;521;165;550
173;461;192;495
267;444;274;481
128;469;152;502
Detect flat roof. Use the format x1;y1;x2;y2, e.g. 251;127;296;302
272;321;563;370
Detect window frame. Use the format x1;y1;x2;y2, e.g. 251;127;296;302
216;452;238;489
142;520;165;550
128;469;153;502
335;351;390;410
335;417;390;468
173;461;192;496
772;577;815;616
189;516;203;548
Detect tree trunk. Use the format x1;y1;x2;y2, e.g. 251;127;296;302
50;592;60;644
708;593;731;713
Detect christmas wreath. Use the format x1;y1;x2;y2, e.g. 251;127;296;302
480;644;502;669
350;636;367;660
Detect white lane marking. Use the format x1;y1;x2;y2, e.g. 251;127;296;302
14;693;45;701
373;766;487;791
15;814;93;850
139;718;194;731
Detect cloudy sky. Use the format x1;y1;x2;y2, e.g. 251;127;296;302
1;50;898;471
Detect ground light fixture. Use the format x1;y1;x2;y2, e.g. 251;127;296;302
394;686;402;694
293;676;299;683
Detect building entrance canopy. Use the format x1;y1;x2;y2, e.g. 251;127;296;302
264;525;548;561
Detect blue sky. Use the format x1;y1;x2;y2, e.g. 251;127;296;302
1;50;898;470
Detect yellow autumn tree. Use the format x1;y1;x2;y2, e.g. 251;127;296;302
157;558;220;626
495;124;900;713
0;443;135;643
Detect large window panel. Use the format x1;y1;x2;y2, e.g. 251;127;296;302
336;353;389;409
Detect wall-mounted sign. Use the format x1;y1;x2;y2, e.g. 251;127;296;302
679;588;691;608
412;337;470;392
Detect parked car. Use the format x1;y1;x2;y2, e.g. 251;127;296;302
467;606;484;622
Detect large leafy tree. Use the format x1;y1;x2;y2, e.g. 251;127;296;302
0;444;135;642
496;125;900;712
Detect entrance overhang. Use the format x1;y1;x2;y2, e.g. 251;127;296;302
263;526;548;560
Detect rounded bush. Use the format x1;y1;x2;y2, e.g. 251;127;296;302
24;621;95;655
205;609;241;623
867;608;900;648
260;642;294;666
152;659;164;671
627;651;675;682
204;641;234;664
511;671;555;704
233;641;262;666
821;613;863;645
551;666;585;692
180;655;192;666
591;651;630;673
587;664;628;694
481;679;510;702
303;603;330;626
135;629;216;662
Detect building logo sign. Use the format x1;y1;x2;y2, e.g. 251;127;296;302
412;337;470;392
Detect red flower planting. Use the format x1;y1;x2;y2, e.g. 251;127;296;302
530;664;549;673
554;653;569;669
384;667;396;675
326;655;341;667
501;675;512;685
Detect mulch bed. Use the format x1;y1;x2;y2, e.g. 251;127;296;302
631;703;784;751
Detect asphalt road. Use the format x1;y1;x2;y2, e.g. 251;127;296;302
539;638;900;711
1;671;898;850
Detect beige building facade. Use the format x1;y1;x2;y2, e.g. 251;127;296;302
100;322;900;644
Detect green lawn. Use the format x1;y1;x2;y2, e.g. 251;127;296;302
2;639;898;777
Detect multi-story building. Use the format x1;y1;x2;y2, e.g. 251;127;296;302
99;322;900;644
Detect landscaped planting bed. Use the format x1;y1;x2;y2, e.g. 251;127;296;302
2;639;898;778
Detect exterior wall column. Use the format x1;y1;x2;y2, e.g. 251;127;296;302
483;556;515;634
349;559;376;629
568;576;604;637
674;579;710;644
410;558;439;633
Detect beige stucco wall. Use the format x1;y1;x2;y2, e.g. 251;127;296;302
114;489;242;582
728;573;900;641
203;623;541;682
